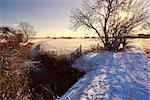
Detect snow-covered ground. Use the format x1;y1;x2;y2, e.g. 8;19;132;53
129;39;150;50
29;39;100;52
29;39;150;52
60;48;150;100
30;39;150;100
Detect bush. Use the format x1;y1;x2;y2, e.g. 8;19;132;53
0;42;34;100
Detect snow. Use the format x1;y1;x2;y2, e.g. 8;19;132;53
29;39;100;52
59;48;150;100
29;38;150;52
30;42;71;59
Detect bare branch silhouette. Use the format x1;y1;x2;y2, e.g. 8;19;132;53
71;0;150;51
18;22;36;42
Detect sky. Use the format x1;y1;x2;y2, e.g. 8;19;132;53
0;0;87;37
0;0;149;37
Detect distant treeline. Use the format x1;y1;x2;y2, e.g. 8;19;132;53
29;34;150;39
29;37;84;39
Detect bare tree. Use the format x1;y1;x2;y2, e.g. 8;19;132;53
18;22;36;42
71;0;150;51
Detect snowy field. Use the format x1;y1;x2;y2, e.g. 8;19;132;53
29;38;150;52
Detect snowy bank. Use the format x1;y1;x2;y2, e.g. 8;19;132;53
60;49;150;100
30;42;71;60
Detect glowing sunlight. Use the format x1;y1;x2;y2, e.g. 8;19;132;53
118;11;133;21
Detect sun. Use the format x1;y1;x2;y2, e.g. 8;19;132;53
118;11;133;21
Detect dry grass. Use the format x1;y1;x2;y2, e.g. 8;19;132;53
0;41;85;100
90;44;107;52
89;43;132;53
0;42;34;100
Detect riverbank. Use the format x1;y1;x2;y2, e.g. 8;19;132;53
0;40;150;100
0;42;85;100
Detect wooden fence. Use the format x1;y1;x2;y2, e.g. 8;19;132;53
67;45;82;64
